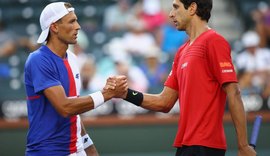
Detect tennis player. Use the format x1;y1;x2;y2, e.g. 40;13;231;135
120;0;257;156
24;2;127;156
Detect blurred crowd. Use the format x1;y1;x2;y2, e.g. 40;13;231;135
70;0;186;117
0;0;270;119
232;1;270;111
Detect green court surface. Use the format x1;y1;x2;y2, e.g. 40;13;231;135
0;122;269;156
103;150;270;156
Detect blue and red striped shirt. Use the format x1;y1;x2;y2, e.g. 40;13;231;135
24;45;83;156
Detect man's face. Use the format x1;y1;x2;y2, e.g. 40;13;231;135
55;11;81;44
169;0;190;31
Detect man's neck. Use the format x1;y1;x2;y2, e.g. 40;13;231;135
46;39;68;59
186;19;210;44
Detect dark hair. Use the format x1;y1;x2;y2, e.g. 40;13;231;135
180;0;212;22
64;2;73;9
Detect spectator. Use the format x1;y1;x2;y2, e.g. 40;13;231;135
236;31;270;70
18;37;40;52
237;68;261;96
133;0;166;32
80;56;106;95
123;21;156;57
0;21;17;79
139;45;168;93
252;1;270;48
103;0;133;32
104;37;149;92
155;9;188;59
0;21;16;58
69;29;91;70
237;68;264;112
112;52;149;92
235;31;270;89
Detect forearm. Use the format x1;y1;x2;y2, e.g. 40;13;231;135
44;86;113;117
63;96;94;116
125;87;178;113
226;84;249;148
65;90;113;116
228;97;249;147
141;93;172;113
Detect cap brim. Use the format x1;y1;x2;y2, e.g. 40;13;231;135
37;28;49;43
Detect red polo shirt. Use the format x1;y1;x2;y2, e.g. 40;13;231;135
165;29;237;149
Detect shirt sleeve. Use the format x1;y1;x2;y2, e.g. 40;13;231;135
207;37;238;85
164;50;180;91
29;56;61;94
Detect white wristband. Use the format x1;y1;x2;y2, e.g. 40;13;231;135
89;91;104;109
81;134;93;149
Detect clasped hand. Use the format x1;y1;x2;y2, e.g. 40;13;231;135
103;75;128;99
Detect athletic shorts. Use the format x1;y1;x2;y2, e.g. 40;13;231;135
175;145;226;156
69;150;87;156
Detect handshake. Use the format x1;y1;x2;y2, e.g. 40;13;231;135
102;75;129;100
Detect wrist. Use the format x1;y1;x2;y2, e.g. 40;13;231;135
124;88;143;106
238;142;249;149
81;134;93;149
101;89;113;101
89;91;104;109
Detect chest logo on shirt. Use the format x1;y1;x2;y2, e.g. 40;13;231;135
75;73;79;79
181;62;188;69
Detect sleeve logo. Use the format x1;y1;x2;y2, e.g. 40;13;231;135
219;62;232;68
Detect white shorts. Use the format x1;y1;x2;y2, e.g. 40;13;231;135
69;150;87;156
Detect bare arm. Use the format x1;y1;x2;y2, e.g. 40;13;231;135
140;86;178;113
223;82;256;156
44;76;127;117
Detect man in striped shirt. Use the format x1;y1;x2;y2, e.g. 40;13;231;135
24;2;127;156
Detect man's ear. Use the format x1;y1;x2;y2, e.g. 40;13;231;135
188;2;197;16
50;23;58;34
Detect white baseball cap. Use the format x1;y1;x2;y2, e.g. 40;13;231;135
37;2;75;43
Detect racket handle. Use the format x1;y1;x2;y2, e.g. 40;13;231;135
249;115;262;149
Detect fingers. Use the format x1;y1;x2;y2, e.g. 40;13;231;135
104;77;117;90
104;82;116;90
104;75;128;98
115;75;127;80
114;75;127;83
117;78;127;87
114;75;127;85
107;76;116;83
104;76;126;90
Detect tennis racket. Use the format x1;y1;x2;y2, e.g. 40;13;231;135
249;115;262;149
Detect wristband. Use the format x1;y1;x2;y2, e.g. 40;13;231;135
124;88;143;106
89;91;104;108
81;134;93;149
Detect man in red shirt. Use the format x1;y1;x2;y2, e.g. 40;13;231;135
117;0;257;156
